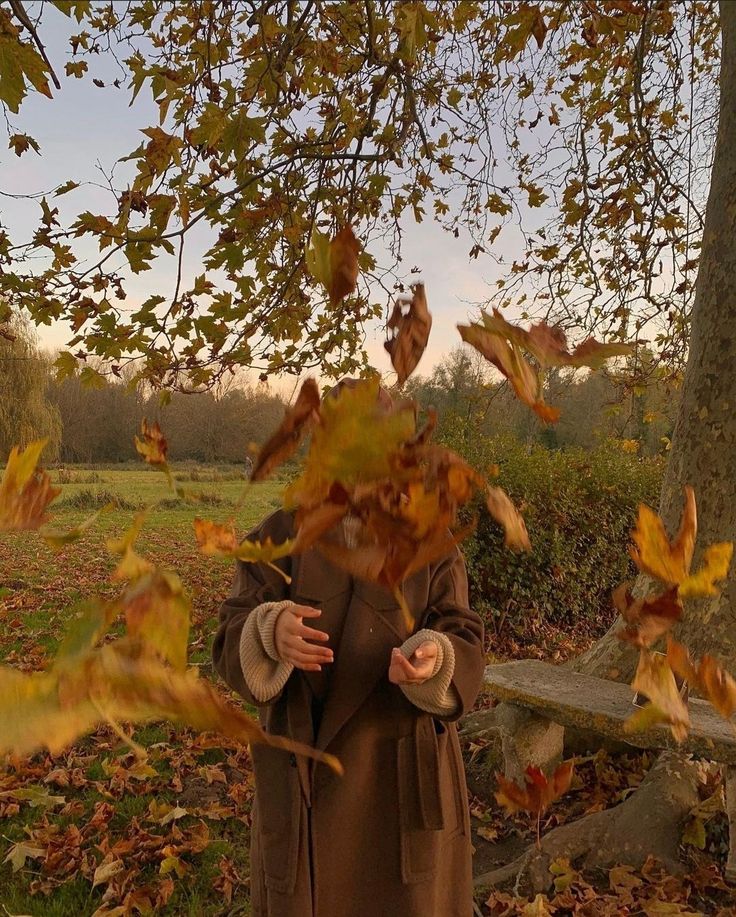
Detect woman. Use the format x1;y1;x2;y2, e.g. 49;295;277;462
212;414;484;917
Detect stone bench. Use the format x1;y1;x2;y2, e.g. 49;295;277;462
463;659;736;880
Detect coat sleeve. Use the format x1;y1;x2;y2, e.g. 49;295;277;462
415;545;485;722
211;510;294;707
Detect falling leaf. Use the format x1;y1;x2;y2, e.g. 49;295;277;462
495;761;574;818
458;319;558;423
459;309;631;423
630;487;697;586
194;518;294;570
0;440;60;531
384;283;432;385
306;225;360;305
625;649;689;742
679;542;734;598
251;378;320;481
40;503;113;549
486;486;531;551
668;638;736;721
630;487;732;597
614;583;682;648
134;418;168;467
193;518;239;555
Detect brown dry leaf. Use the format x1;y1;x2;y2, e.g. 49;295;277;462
384;283;432;385
459;309;631;423
625;649;689;742
495;761;574;818
328;225;360;304
458;320;559;424
134;418;168;467
251;378;320;481
0;439;60;532
614;583;682;648
486;486;531;551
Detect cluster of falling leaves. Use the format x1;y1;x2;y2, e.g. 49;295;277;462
0;432;340;773
194;225;632;622
196;374;532;629
0;224;640;773
615;486;734;742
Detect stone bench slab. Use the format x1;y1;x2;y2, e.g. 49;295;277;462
483;659;736;764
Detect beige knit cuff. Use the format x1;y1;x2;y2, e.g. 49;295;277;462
397;629;460;717
239;601;294;702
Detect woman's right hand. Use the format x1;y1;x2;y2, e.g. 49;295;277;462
274;603;333;671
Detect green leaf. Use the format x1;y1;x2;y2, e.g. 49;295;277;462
0;10;53;113
54;351;78;380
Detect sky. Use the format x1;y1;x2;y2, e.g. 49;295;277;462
2;4;528;391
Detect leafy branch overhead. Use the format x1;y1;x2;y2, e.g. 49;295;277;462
0;1;715;387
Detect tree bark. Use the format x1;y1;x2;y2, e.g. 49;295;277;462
578;0;736;680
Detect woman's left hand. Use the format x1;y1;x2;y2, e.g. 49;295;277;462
388;641;437;685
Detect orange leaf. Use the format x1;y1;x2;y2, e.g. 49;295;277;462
614;584;682;648
0;440;60;532
630;487;732;596
486;486;531;552
251;378;320;481
495;761;574;818
134;418;168;466
667;637;736;721
328;225;360;305
625;649;689;742
193;518;239;555
384;283;432;385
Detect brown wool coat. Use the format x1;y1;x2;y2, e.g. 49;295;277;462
212;510;485;917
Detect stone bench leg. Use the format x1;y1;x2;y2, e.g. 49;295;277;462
726;766;736;882
494;702;564;783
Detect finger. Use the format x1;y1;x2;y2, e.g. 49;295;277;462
391;651;417;678
292;604;322;619
289;658;322;672
413;641;437;661
286;641;333;661
291;650;330;668
295;625;330;642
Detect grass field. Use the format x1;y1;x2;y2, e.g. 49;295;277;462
0;466;286;916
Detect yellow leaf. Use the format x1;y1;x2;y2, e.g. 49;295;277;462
0;440;60;531
679;542;733;597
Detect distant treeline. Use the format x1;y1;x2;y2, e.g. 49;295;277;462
1;320;286;465
1;320;680;464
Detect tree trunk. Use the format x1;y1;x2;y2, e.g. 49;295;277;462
578;0;736;680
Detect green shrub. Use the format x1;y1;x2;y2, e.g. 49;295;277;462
449;434;664;636
58;489;139;511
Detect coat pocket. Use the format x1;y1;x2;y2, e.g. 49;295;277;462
251;745;302;895
397;718;465;884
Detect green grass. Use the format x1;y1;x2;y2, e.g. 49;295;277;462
0;467;282;915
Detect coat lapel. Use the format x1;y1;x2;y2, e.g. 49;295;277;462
315;583;407;752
